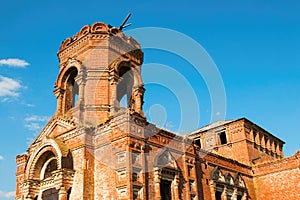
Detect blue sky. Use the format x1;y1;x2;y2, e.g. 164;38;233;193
0;0;300;198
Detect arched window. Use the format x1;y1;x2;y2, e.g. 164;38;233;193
44;159;57;179
63;67;79;112
36;151;58;180
210;168;248;200
116;66;133;109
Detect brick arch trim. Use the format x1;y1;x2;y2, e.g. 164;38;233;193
110;58;143;87
55;58;81;89
25;139;64;179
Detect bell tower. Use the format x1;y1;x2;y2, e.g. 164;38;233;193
15;21;148;200
54;22;145;126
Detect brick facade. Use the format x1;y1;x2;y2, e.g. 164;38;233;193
15;21;300;200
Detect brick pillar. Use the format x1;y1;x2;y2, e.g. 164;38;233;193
58;187;67;200
75;72;85;105
132;87;145;117
173;174;180;200
232;188;238;200
222;186;227;200
209;181;216;200
110;81;118;116
242;192;247;200
141;145;147;200
154;169;161;200
54;89;64;116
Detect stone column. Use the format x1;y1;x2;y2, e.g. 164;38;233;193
58;186;67;200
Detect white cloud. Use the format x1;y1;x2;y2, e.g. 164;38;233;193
25;115;51;145
0;76;21;97
25;122;43;131
25;103;35;107
25;115;51;122
24;115;51;132
0;190;15;199
0;58;29;67
0;155;4;160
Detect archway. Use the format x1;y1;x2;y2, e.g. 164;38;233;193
116;65;134;110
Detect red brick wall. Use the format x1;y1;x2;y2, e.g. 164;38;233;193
253;151;300;200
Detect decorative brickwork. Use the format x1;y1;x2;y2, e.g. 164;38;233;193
15;21;300;200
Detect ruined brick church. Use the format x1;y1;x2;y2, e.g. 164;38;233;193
15;21;300;200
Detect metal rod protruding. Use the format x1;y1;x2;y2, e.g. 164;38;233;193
119;13;132;30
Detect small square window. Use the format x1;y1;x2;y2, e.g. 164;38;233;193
195;139;201;148
219;131;227;145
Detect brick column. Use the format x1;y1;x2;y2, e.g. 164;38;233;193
242;192;247;200
232;188;238;200
209;180;216;200
54;88;64;116
154;169;161;200
141;145;147;200
173;174;180;200
110;81;118;115
58;186;67;200
222;186;227;200
132;87;145;116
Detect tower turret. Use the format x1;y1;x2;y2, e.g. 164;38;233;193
54;22;145;125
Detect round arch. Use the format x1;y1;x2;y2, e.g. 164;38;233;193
26;139;63;180
111;59;143;87
55;59;81;89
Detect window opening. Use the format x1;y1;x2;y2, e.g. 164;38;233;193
44;159;57;179
195;139;201;148
219;131;227;145
160;179;172;200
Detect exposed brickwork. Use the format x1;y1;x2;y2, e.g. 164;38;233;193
253;151;300;200
15;21;299;200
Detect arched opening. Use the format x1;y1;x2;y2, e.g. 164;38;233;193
43;158;57;179
62;67;79;112
32;150;57;180
38;152;58;180
116;65;134;110
210;169;248;200
120;94;128;108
